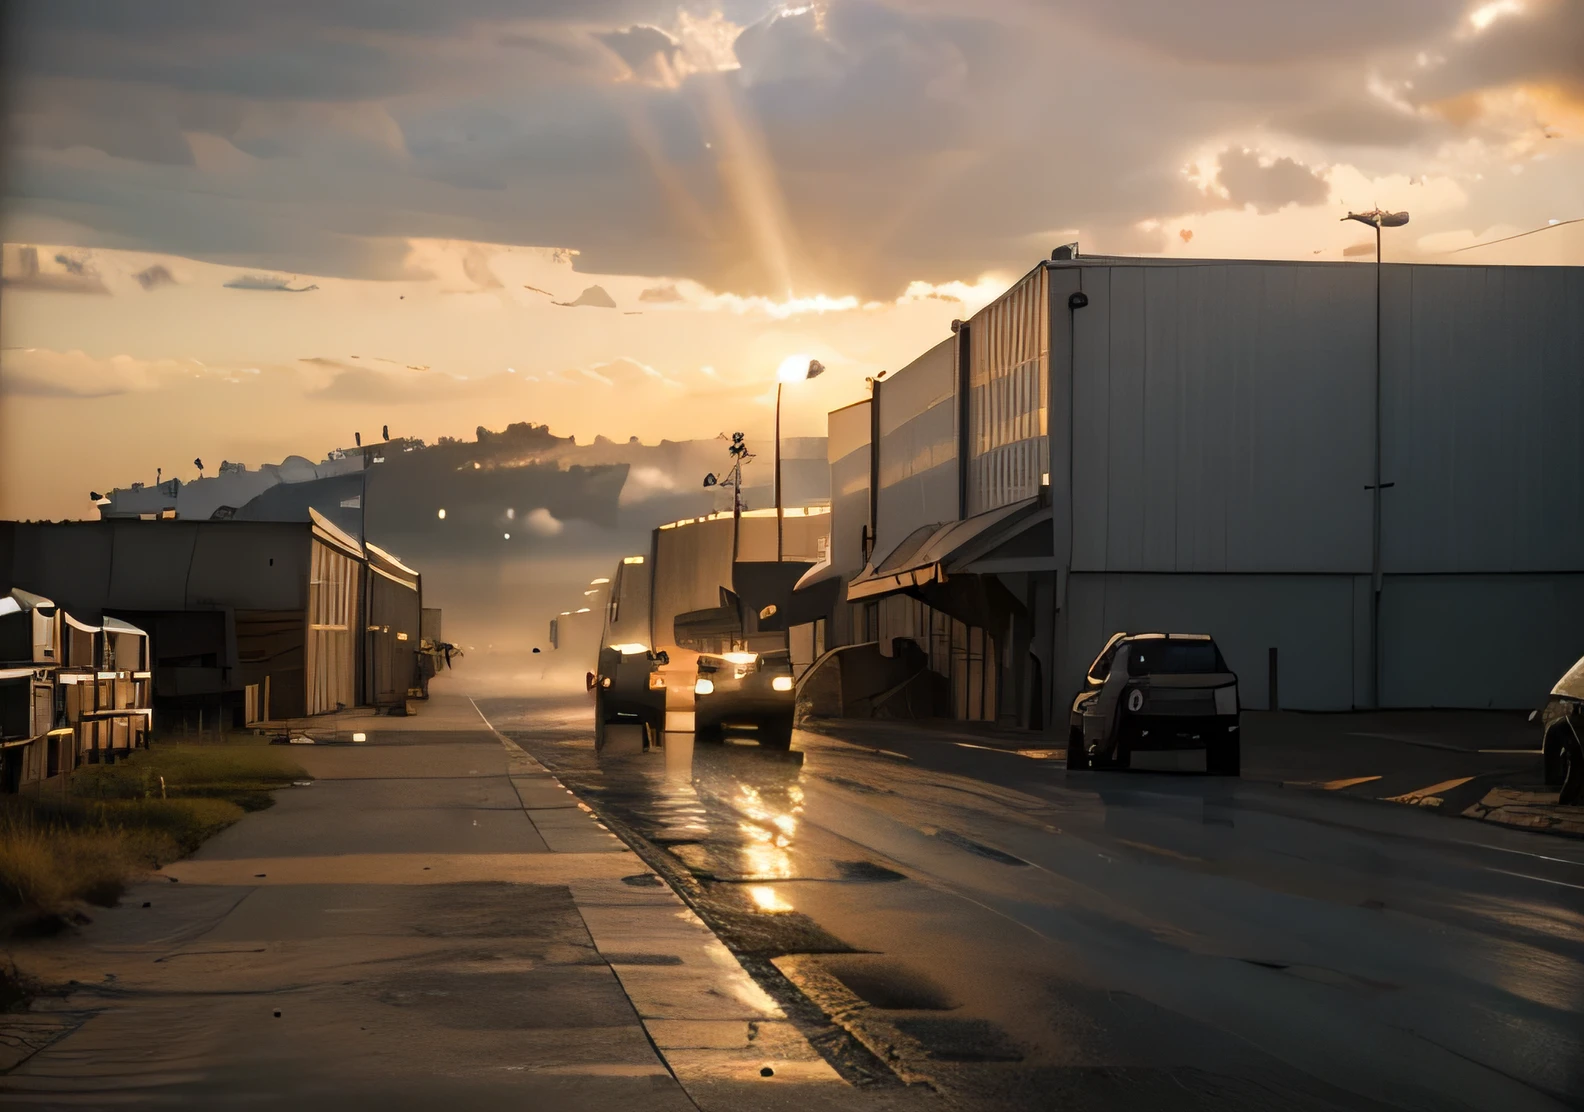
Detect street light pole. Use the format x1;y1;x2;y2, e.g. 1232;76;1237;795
775;381;784;562
1344;208;1408;708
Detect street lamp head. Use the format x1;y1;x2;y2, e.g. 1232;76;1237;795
776;353;821;383
1343;209;1410;228
806;359;825;380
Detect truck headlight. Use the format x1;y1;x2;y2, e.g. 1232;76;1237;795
648;674;666;690
1215;684;1238;715
772;676;793;692
694;678;714;696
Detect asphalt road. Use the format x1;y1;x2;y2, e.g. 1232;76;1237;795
478;692;1584;1112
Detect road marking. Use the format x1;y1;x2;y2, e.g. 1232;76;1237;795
1281;776;1381;790
1480;867;1584;892
953;742;1006;753
1016;749;1063;760
1382;776;1475;806
1477;749;1543;755
1323;776;1383;791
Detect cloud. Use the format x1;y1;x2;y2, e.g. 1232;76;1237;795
0;0;1578;305
553;284;617;308
133;263;177;290
523;507;564;536
0;347;240;397
638;283;683;302
224;273;320;292
1212;147;1329;213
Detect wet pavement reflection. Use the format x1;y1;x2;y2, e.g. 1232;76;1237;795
478;694;1584;1112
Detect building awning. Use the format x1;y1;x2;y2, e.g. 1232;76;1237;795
101;616;149;638
0;588;56;617
845;496;1044;602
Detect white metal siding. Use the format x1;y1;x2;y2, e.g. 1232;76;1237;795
1061;573;1358;711
968;266;1048;515
1069;263;1375;573
1382;265;1584;573
1380;575;1584;708
877;337;958;559
828;402;871;577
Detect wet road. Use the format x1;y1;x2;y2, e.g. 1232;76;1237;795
478;692;1584;1112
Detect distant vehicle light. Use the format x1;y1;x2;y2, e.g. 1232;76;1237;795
772;676;793;692
590;578;611;585
352;732;367;743
648;674;666;690
437;508;446;519
695;678;715;695
575;608;591;614
722;652;758;665
622;556;644;564
503;532;511;540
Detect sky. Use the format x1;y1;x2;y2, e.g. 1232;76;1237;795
1;0;1581;520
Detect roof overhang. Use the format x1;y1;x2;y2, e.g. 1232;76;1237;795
845;496;1045;603
310;507;365;561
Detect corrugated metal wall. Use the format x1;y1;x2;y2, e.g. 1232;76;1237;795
1058;259;1584;710
967;266;1049;515
1069;262;1374;573
876;337;958;563
305;537;359;715
1060;573;1362;712
1382;265;1584;573
828;401;871;580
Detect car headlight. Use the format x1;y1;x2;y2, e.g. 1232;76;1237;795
772;676;793;692
1215;684;1238;715
694;678;714;696
648;674;666;690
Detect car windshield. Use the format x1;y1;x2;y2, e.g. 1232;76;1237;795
1127;640;1224;676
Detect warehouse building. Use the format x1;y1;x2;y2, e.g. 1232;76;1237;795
0;510;423;726
807;252;1583;721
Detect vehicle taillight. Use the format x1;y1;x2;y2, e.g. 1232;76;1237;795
648;674;666;690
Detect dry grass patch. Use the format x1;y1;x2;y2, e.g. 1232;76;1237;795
1;746;307;932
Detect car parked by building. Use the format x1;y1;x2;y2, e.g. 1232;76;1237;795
1535;654;1583;805
1067;632;1240;775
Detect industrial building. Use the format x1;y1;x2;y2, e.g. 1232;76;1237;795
793;252;1583;722
0;510;424;727
1;587;153;788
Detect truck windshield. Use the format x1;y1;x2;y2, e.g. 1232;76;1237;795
1127;641;1224;675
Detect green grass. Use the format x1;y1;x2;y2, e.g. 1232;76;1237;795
0;745;308;931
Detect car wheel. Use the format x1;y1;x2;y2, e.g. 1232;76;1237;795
1208;736;1241;777
759;720;793;750
696;719;723;744
1556;723;1583;805
1066;728;1089;771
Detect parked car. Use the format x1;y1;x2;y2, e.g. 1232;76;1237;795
1534;654;1583;805
1067;633;1240;775
587;644;668;751
693;649;796;749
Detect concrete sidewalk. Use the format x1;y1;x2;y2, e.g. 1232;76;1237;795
1;681;881;1110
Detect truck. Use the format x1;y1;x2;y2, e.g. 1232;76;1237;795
588;509;827;752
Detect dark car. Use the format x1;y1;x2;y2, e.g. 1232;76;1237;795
587;644;668;751
1067;632;1240;775
692;649;795;749
1535;654;1583;804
